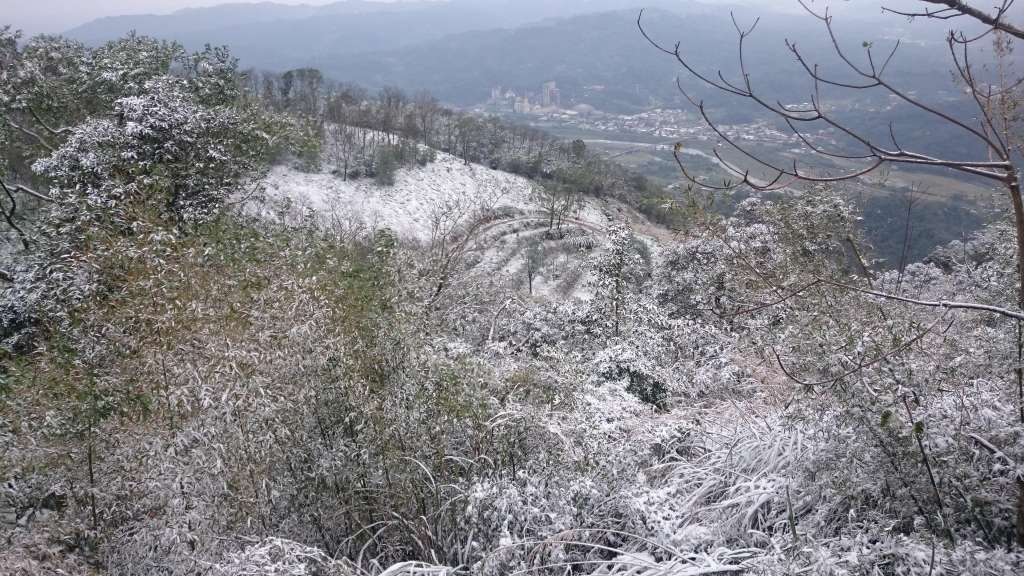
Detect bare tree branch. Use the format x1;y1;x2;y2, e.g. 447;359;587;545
793;1;1008;155
639;6;1014;196
0;180;30;248
9;120;55;152
969;432;1020;466
0;178;56;203
726;276;1024;322
884;0;1024;41
772;308;948;387
27;106;73;136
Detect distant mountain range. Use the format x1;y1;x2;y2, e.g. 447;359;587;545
60;0;960;113
65;1;497;66
63;1;723;37
63;0;731;54
311;9;954;114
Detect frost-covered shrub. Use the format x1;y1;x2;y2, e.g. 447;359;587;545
1;197;664;574
375;145;398;186
636;184;1024;571
596;342;669;406
214;538;363;576
33;76;264;224
654;238;731;317
0;32;269;354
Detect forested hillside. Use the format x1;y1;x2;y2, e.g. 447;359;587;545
1;21;1024;576
238;68;672;225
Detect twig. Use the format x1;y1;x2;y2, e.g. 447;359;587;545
883;0;1024;42
727;277;1024;322
0;180;29;248
28;106;73;136
772;309;948;387
902;394;955;544
0;179;57;204
9;120;55;152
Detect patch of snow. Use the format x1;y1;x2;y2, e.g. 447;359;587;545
263;153;538;242
262;151;615;243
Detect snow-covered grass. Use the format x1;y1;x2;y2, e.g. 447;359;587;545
260;152;641;306
263;153;543;242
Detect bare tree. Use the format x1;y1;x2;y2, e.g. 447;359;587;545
326;123;356;181
456;115;480;165
523;238;544;295
439;108;456;154
413;90;440;147
425;180;512;304
534;180;583;234
641;0;1024;546
290;68;325;118
377;85;408;145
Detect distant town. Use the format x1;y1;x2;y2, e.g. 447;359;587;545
486;82;562;113
474;82;837;153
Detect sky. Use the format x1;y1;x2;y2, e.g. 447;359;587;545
0;0;352;35
0;0;912;37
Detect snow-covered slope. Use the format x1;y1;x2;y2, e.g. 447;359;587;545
264;154;528;241
262;152;610;242
261;152;667;303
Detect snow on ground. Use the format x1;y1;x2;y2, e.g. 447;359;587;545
262;151;624;244
263;152;660;302
264;152;541;242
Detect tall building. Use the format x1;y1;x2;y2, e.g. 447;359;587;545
491;86;502;102
542;82;560;108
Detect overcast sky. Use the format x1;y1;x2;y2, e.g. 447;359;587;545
0;0;911;37
0;0;351;35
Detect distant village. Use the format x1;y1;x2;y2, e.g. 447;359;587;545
477;85;817;148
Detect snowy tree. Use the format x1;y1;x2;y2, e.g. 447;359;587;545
591;224;648;337
523;237;545;295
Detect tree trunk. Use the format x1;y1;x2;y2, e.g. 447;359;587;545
1008;172;1024;549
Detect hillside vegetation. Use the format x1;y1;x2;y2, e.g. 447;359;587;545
1;28;1024;576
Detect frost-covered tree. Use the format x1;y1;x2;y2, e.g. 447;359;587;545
0;30;271;358
591;224;648;337
0;29;267;237
523;237;545;295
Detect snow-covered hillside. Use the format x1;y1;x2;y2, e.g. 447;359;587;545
263;152;609;243
261;152;658;302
